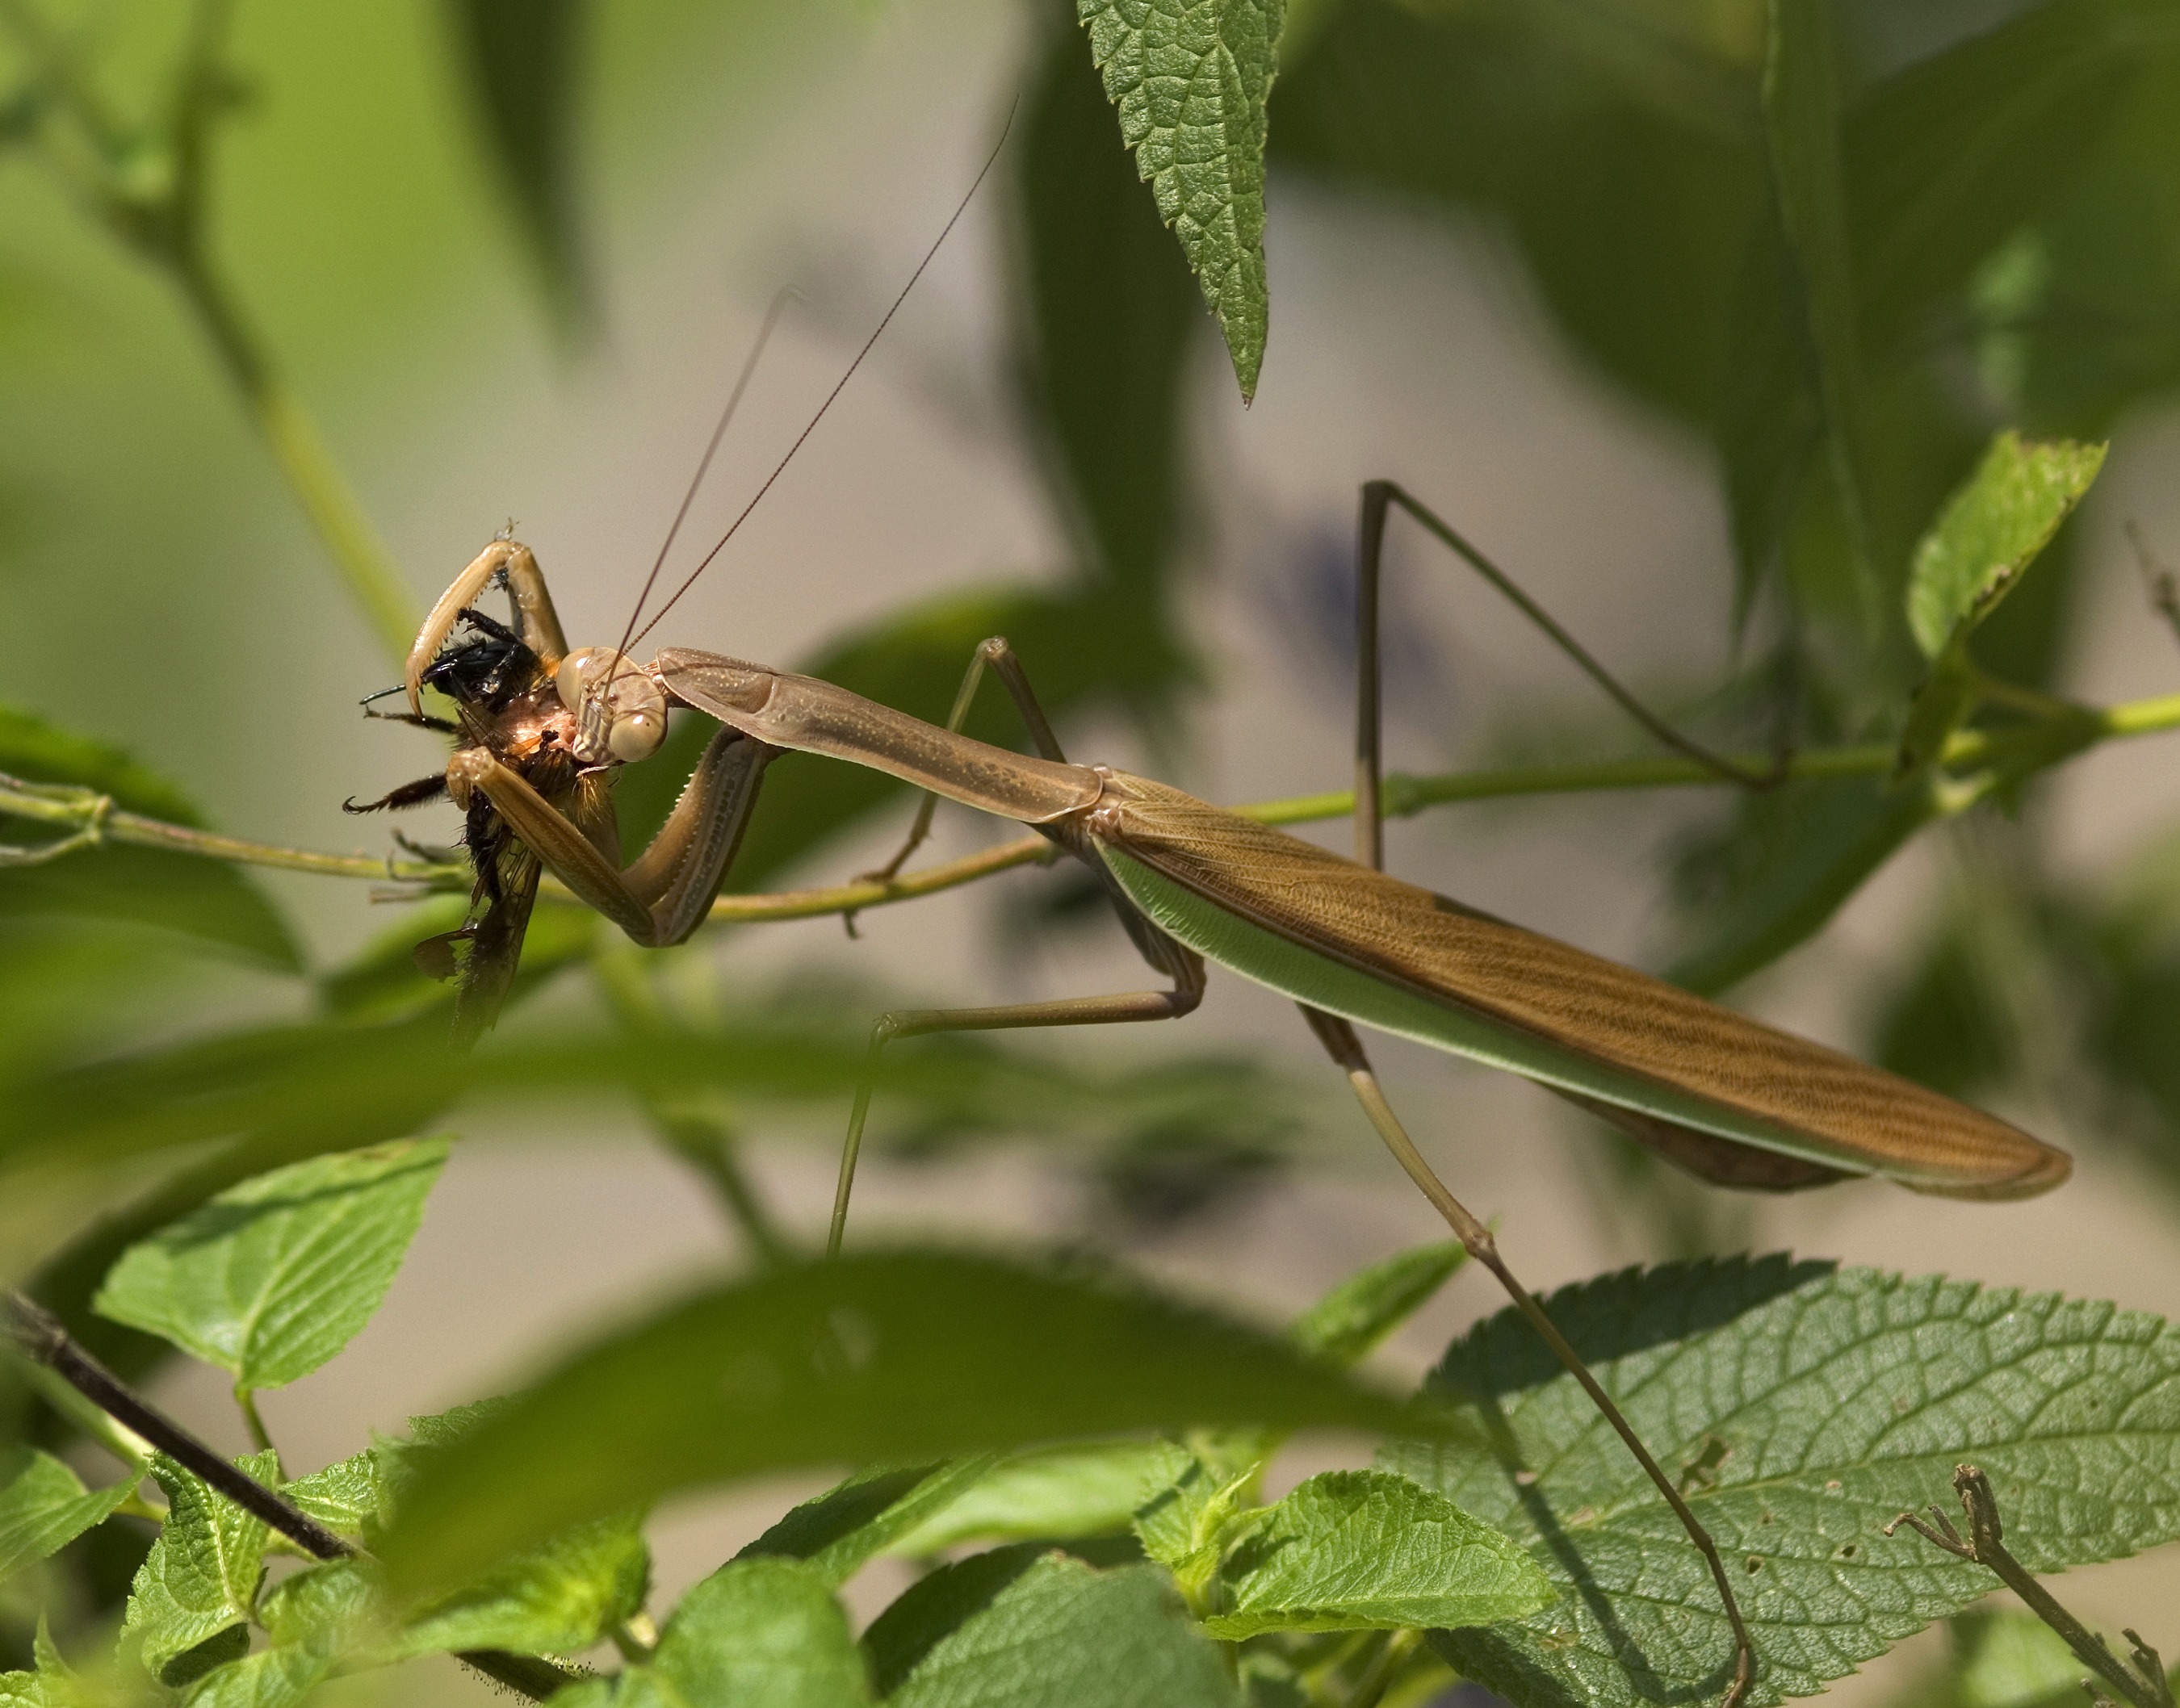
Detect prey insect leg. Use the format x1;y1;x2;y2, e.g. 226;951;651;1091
860;636;1068;885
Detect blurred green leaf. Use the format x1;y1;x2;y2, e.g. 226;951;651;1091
1286;1237;1465;1367
93;1137;448;1390
1763;0;1876;607
1074;0;1281;401
739;1458;996;1589
123;1451;278;1682
1387;1258;2180;1708
0;1622;91;1708
864;1546;1237;1707
443;0;590;329
379;1249;1422;1593
1201;1468;1551;1638
556;1556;869;1708
883;1441;1165;1556
1669;772;1939;994
0;1449;131;1584
1897;432;2103;775
392;1509;648;1660
1951;1609;2090;1708
1845;0;2140;365
0;706;298;970
1905;433;2105;661
1019;13;1202;611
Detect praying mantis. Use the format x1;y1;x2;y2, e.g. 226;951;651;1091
364;471;2069;1706
346;137;2065;1708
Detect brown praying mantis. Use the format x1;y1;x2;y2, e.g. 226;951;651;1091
350;178;2068;1708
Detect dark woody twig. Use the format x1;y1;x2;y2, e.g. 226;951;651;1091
1886;1465;2173;1708
5;1289;576;1702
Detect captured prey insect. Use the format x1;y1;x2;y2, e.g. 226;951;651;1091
353;171;2066;1708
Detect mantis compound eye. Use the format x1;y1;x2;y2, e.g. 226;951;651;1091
607;706;666;762
557;647;668;764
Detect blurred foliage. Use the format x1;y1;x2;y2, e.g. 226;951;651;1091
4;0;2180;1702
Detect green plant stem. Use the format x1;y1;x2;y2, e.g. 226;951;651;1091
235;1385;273;1456
174;251;417;664
9;691;2180;923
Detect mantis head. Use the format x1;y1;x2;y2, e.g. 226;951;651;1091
556;647;669;764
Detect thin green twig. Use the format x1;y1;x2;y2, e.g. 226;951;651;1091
6;690;2179;926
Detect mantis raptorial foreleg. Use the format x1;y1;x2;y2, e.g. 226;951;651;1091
406;539;568;716
860;636;1070;885
451;726;775;947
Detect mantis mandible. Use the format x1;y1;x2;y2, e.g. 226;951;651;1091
358;171;2068;1708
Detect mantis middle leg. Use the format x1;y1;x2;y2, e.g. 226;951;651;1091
828;638;1205;1254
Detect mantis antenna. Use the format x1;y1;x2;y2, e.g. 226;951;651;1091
625;111;1016;653
614;283;802;664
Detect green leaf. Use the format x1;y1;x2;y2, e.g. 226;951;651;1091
254;1556;377;1651
1763;0;1876;611
572;1557;870;1707
1287;1239;1465;1367
0;705;299;969
395;1510;649;1660
1668;774;1942;994
1386;1258;2180;1708
1950;1609;2090;1708
1075;0;1283;401
381;1249;1420;1593
1897;432;2105;776
176;1643;332;1708
1019;14;1201;607
1202;1468;1551;1638
124;1451;278;1681
1131;1443;1255;1598
866;1547;1237;1707
445;0;590;329
0;1621;94;1708
1904;432;2106;660
319;893;598;1024
740;1458;996;1588
279;1451;385;1537
884;1441;1169;1555
0;1447;132;1582
94;1137;449;1389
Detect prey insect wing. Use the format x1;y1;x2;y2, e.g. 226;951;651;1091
1084;772;2069;1199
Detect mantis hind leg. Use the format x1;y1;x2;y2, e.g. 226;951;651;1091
1298;1006;1757;1708
1349;479;1782;865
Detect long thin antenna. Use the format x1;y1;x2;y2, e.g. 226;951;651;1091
627;110;1014;651
615;285;800;661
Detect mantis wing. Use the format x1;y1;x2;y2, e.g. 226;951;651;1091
1089;773;2067;1200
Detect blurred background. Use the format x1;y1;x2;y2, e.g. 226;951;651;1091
6;0;2180;1698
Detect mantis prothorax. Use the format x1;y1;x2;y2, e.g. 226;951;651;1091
376;475;2069;1707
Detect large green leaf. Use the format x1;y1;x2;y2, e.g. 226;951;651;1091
555;1557;869;1708
1386;1258;2180;1708
1075;0;1281;401
392;1509;649;1660
739;1459;996;1588
864;1546;1237;1707
1201;1468;1551;1638
1018;13;1202;613
444;0;590;329
0;705;298;969
93;1138;448;1390
123;1451;278;1681
1287;1238;1465;1366
0;1449;132;1584
380;1249;1420;1592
